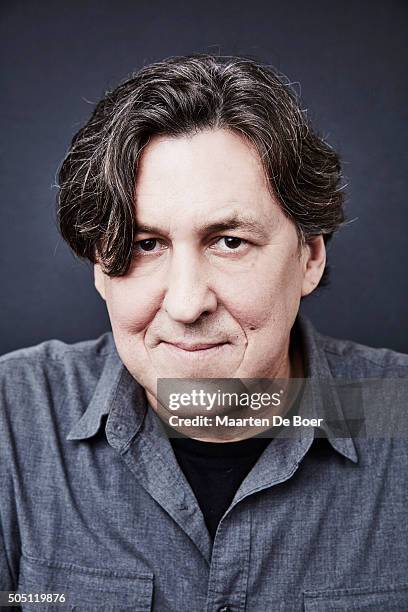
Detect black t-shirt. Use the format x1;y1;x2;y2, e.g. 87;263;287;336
169;382;304;539
168;319;307;538
170;434;271;539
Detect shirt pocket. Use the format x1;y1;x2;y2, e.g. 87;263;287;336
17;554;153;611
303;584;408;611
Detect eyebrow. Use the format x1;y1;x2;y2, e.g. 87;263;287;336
200;216;271;240
135;213;272;241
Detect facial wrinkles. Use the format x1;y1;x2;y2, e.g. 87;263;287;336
105;278;158;334
147;309;245;347
144;250;251;377
111;223;299;366
100;129;309;388
129;232;234;340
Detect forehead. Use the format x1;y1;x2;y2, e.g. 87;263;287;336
134;129;283;228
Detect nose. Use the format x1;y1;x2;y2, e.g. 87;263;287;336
162;248;217;324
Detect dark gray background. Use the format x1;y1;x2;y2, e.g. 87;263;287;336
1;0;407;355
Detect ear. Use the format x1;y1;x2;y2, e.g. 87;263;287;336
94;263;106;301
301;236;326;297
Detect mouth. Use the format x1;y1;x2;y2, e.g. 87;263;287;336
159;340;229;357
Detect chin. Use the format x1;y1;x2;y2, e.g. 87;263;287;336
156;364;231;379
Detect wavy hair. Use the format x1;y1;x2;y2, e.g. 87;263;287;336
57;54;345;286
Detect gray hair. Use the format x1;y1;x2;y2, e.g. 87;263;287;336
57;54;345;286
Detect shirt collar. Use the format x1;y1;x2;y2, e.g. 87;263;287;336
66;314;358;463
294;313;359;463
66;339;147;444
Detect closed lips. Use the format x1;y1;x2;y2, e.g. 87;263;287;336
162;341;227;351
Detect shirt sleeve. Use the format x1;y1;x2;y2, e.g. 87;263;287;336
0;362;19;590
0;443;17;590
0;519;14;589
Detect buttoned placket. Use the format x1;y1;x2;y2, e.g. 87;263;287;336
65;315;359;611
105;378;317;612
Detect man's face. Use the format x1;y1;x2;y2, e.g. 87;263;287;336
95;129;325;401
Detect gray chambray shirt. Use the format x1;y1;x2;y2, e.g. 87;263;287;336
1;314;408;611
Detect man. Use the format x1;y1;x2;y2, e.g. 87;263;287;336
1;54;407;611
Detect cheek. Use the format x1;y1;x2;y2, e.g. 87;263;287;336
105;279;161;334
218;253;302;330
222;283;275;329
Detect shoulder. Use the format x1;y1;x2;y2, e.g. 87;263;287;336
0;331;115;379
0;331;115;368
318;330;408;378
0;332;116;428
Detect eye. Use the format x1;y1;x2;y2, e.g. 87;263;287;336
133;239;166;255
210;236;248;252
